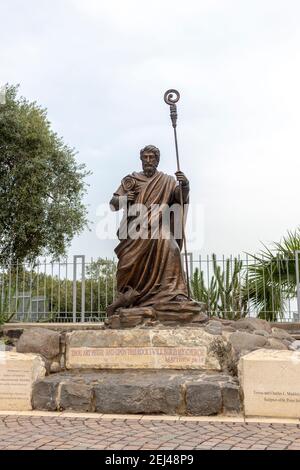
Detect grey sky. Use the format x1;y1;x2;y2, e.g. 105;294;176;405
1;0;300;258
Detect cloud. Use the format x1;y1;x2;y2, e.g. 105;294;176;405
1;0;300;258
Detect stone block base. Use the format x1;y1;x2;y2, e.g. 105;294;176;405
0;352;46;411
32;370;241;416
66;328;230;371
240;349;300;418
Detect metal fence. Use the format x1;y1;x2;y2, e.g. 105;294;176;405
0;253;300;323
0;256;117;323
188;252;300;323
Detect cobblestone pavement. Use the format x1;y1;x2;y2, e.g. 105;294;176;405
1;414;300;450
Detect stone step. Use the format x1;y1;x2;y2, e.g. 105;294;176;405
32;370;241;417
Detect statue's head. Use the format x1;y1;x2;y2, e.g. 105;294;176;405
140;145;160;177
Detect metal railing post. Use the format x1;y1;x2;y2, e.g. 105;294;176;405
73;255;86;323
73;257;77;323
81;256;85;323
189;252;193;278
295;251;300;321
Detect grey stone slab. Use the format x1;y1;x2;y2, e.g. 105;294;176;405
186;381;222;416
59;382;93;412
17;328;60;359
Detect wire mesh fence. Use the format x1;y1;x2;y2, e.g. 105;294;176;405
0;253;299;323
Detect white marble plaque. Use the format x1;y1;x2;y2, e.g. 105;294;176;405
239;349;300;418
0;352;45;411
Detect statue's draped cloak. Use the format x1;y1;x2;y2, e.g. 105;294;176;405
113;171;188;307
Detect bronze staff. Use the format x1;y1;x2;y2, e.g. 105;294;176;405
164;89;191;299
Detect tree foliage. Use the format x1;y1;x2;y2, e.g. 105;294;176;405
0;84;90;263
246;230;300;321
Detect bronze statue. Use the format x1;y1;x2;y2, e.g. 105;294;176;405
106;90;204;327
107;145;202;326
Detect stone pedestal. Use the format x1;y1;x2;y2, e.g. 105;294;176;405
66;328;228;371
29;327;241;416
32;370;241;415
0;352;46;411
239;349;300;418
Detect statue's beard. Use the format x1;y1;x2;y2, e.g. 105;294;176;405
143;165;157;177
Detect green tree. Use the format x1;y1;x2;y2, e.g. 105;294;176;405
85;258;117;315
0;84;90;263
247;230;299;321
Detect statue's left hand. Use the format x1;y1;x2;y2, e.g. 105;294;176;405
175;171;189;186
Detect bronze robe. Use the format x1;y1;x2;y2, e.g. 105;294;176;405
113;171;188;308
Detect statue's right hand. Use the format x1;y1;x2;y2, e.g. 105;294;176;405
127;190;136;202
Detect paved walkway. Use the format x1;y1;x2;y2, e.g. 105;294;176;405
0;413;300;450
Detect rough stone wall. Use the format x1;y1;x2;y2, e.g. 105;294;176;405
1;318;299;416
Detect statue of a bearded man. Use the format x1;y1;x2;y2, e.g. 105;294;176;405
107;145;202;326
